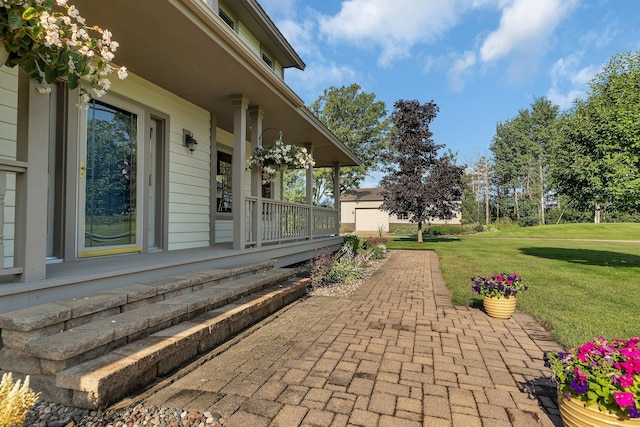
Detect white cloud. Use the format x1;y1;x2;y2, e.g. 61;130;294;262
546;87;585;110
546;54;600;109
286;64;357;102
273;9;357;101
315;0;577;90
318;0;471;67
277;18;316;57
479;0;578;63
448;51;477;92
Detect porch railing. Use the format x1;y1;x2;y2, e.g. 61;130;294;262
245;198;339;246
0;159;27;277
312;206;339;238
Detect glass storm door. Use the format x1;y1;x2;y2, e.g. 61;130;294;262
78;98;143;258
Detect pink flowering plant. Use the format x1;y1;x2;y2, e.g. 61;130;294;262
544;337;640;419
0;0;127;106
470;272;526;299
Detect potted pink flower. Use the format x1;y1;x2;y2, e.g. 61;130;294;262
471;272;526;319
544;337;640;425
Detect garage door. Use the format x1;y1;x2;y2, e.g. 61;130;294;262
355;208;389;231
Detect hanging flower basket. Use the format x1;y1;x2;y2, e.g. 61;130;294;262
0;0;128;107
249;135;314;183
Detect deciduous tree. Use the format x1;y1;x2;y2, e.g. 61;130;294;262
490;97;559;225
308;84;391;202
552;51;640;220
380;100;465;242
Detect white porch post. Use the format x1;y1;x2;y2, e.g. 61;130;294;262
333;162;341;234
231;94;249;250
304;142;313;240
249;106;264;248
15;73;50;281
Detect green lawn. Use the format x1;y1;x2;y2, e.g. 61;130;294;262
386;224;640;347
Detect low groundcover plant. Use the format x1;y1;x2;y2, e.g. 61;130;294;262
544;337;640;419
470;272;526;298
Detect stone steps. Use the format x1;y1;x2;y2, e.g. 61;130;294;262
0;260;308;409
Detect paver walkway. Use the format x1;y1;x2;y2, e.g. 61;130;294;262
141;250;564;426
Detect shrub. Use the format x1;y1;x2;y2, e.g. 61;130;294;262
363;236;387;249
339;226;353;234
324;244;359;283
490;218;520;231
390;226;414;235
422;225;467;236
0;373;40;427
310;249;333;287
326;259;363;283
342;234;361;255
367;245;386;260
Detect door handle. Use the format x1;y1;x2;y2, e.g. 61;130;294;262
80;161;86;179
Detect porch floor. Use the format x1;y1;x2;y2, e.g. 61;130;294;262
0;236;342;314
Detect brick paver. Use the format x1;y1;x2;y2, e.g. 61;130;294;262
143;250;564;426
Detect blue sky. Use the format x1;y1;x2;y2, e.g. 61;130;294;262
259;0;640;187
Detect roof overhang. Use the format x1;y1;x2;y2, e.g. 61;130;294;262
72;0;361;168
230;0;305;70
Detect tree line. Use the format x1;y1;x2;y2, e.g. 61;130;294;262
464;51;640;226
289;50;640;232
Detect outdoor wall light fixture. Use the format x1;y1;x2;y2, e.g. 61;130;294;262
183;130;198;154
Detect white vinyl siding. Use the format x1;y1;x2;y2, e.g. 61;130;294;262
237;20;284;80
238;22;260;56
215;219;233;243
109;73;211;251
0;66;18;267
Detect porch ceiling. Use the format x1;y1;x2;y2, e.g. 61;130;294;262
73;0;360;168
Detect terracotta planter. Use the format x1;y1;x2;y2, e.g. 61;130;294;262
483;296;516;319
558;391;640;427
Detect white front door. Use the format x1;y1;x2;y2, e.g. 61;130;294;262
77;97;145;258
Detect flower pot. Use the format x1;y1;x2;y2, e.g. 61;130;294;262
558;391;640;427
483;296;516;319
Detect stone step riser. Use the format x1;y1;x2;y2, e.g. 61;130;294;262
0;262;279;353
0;270;292;380
50;280;307;409
0;261;309;410
0;260;277;336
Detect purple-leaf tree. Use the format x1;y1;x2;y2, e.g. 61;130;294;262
380;100;465;243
